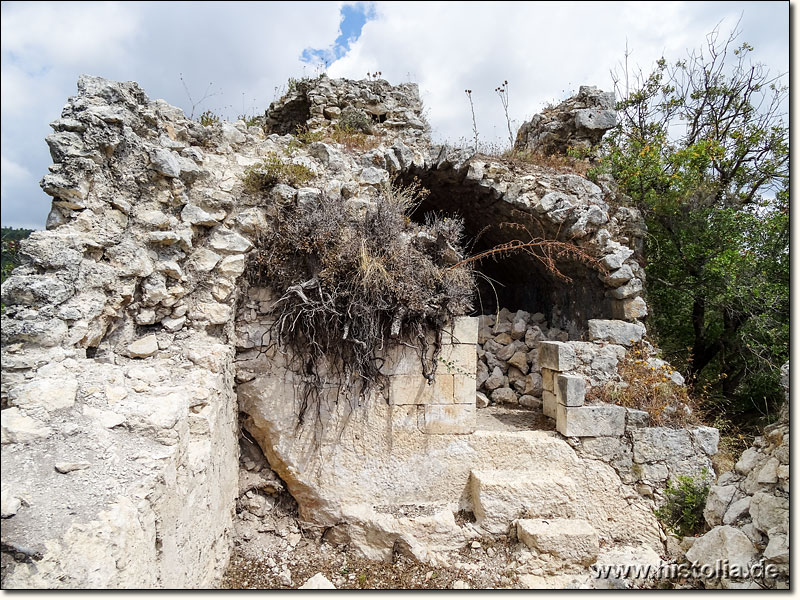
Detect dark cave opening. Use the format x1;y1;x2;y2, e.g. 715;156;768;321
401;167;611;337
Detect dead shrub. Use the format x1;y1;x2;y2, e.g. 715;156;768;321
328;124;381;152
500;149;593;177
242;152;315;192
245;179;474;422
586;341;702;427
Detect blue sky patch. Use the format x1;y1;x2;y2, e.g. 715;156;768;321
301;2;376;66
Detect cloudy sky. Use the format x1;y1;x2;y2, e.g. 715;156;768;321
0;1;790;229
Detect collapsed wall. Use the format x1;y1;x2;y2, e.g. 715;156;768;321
1;74;721;587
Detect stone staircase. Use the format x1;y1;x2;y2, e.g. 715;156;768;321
464;428;663;559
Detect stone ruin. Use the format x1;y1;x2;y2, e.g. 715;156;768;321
0;74;786;589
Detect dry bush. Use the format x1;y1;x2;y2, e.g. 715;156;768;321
242;152;315;191
498;149;593;177
586;341;702;427
328;125;381;152
245;179;474;422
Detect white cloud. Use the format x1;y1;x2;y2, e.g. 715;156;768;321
328;1;788;145
0;1;788;229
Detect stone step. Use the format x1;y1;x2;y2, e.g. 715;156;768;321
468;430;581;472
517;518;600;565
470;468;581;534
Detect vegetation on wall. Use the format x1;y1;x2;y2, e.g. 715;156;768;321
597;27;789;432
244;179;474;422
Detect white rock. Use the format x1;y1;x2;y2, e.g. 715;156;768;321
1;408;53;444
128;335;159;358
685;526;757;570
517;518;599;565
11;377;77;412
218;255;246;277
1;488;22;518
208;227;252;253
299;573;336;589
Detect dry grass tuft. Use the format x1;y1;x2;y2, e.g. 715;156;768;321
586;341;702;428
242;152;315;192
498;149;593;177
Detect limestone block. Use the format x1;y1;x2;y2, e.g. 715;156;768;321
722;497;751;525
625;409;650;429
10;377;77;412
690;426;720;456
749;492;788;534
453;375;476;404
208;226;252;253
443;316;478;345
390;405;420;432
538;341;577;371
389;374;454;406
556;404;625;437
517;518;600;565
554;373;585;407
423;403;475;434
763;532;789;563
587;319;645;346
128;335;158;358
470;469;578;535
685;526;758;571
756;457;779;484
542;368;555;392
440;343;476;375
1;408;53;444
300;573;336;589
507;350;529;374
734;448;762;475
491;387;517;404
612;297;648;320
543;390;557;419
1;489;22;518
632;428;694;463
484;367;504;391
379;344;422;376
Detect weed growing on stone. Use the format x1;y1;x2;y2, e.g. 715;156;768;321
245;180;474;423
338;107;373;134
199;109;221;127
586;341;701;427
654;470;711;537
242;152;315;192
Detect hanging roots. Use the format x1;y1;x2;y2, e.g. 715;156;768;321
245;179;475;424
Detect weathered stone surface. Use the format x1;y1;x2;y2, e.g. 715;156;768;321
556;404;625;437
127;335;159;358
554;373;585;407
299;573;336;589
490;387;517;405
685;526;757;570
749;492;788;534
704;485;738;527
389;374;454;405
587;319;645;346
0;73;662;589
1;408;53;444
1;488;22;518
543;390;557;419
517;518;600;565
538;341;577;371
423;403;476;434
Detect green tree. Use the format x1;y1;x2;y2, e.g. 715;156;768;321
600;26;789;427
